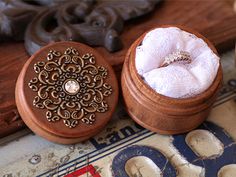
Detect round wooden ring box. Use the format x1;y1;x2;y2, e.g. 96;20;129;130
122;25;223;135
16;41;118;144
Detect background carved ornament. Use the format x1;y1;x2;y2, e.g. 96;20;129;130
0;0;161;55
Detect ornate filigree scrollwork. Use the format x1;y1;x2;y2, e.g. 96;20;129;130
28;47;112;128
0;0;161;54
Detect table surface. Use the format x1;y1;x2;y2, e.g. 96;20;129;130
0;50;235;177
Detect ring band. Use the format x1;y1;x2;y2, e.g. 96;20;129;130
161;50;191;67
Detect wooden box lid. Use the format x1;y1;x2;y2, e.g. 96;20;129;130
15;41;119;144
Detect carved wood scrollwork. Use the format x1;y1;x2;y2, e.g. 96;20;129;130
0;0;161;55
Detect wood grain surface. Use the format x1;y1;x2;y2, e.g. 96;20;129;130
1;0;236;138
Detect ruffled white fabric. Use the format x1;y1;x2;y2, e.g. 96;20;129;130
135;27;219;98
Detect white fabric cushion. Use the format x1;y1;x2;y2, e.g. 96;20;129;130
135;27;219;98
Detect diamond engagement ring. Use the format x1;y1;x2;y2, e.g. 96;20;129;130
161;50;191;67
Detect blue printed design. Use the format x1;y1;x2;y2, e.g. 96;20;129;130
112;145;176;177
173;121;236;177
39;121;236;177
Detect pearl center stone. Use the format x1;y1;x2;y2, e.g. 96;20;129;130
64;80;80;94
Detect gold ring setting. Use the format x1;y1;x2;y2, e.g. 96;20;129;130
161;50;191;67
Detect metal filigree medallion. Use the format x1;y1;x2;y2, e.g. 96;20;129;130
28;47;112;128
